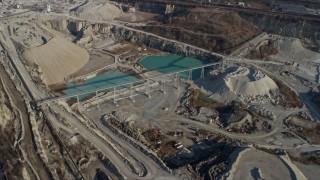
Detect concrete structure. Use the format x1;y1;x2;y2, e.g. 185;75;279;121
37;62;220;105
16;3;22;9
47;4;51;13
165;4;175;14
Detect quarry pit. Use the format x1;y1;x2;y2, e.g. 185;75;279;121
0;0;319;179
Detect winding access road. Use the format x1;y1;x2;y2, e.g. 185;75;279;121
0;17;177;180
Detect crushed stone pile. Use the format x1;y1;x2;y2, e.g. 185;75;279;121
195;67;278;102
225;67;278;96
75;2;122;21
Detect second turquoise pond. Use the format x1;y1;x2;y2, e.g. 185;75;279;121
63;70;139;100
139;54;210;79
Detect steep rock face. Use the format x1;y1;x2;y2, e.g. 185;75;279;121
45;19;68;33
91;23;111;34
108;25;222;60
239;12;320;50
45;19;222;61
45;20;88;35
136;8;261;53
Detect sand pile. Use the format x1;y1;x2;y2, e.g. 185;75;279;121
271;38;320;62
225;67;278;96
75;2;122;21
23;27;89;85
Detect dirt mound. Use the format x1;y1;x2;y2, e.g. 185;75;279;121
23;27;89;85
138;8;260;53
75;2;122;21
248;40;278;59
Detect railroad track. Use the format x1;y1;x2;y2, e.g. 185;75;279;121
112;0;320;21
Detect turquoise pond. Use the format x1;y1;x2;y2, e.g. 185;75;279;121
63;70;139;100
63;54;209;100
139;54;210;79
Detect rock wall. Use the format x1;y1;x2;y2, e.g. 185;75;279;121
45;19;222;61
239;12;320;50
45;19;86;35
45;19;68;33
108;25;221;60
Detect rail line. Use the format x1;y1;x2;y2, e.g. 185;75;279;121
112;0;320;21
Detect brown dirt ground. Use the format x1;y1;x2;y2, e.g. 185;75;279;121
158;142;177;159
247;41;278;60
296;126;320;144
103;43;138;55
273;78;303;108
247;2;270;9
115;12;158;23
289;152;320;166
288;116;320;144
191;89;222;109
